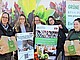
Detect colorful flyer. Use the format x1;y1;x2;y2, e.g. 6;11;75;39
35;25;59;59
16;32;34;60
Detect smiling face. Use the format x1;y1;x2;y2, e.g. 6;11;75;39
19;16;25;24
34;17;41;24
1;13;9;25
49;18;55;25
74;21;80;31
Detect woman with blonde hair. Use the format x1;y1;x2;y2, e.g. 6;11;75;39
14;14;31;60
14;14;31;33
0;12;15;60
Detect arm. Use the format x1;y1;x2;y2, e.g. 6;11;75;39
59;24;68;33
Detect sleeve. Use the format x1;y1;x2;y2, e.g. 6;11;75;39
60;25;68;33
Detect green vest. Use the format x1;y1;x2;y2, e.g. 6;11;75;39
70;32;80;40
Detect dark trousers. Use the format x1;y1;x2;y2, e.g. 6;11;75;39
56;49;65;60
14;50;18;60
0;53;11;60
65;56;80;60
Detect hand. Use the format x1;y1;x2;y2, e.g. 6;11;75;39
0;52;5;55
58;24;63;29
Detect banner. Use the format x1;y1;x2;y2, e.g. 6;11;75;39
0;36;17;54
66;0;80;30
16;32;34;60
35;25;59;59
64;40;80;56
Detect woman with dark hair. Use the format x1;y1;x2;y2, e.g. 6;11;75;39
34;15;45;25
56;20;68;60
32;15;45;34
65;18;80;60
47;17;68;60
47;16;56;25
0;12;15;60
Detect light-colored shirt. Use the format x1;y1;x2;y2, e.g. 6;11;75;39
20;24;26;33
1;24;9;31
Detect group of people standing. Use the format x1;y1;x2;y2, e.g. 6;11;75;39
0;12;32;60
0;12;80;60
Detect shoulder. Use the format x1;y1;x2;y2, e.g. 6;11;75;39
0;23;2;27
70;29;74;31
0;23;4;30
8;24;13;29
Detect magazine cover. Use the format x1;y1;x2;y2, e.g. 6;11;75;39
16;32;34;60
35;25;59;59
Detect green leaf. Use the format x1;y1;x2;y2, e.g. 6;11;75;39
43;9;55;21
18;0;36;17
34;5;46;18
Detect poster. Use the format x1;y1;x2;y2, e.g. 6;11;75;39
0;36;17;54
66;0;80;30
35;25;59;59
16;32;34;60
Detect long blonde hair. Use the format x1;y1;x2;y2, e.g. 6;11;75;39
14;14;30;32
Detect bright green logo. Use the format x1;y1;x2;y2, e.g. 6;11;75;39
68;45;76;55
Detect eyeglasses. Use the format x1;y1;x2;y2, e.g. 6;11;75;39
35;20;40;21
2;16;8;19
49;19;53;22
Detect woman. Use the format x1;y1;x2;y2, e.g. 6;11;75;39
32;15;45;29
56;20;68;60
14;14;31;33
34;15;45;25
47;16;56;25
66;18;80;60
47;16;68;60
32;15;45;35
14;14;31;60
0;12;14;60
